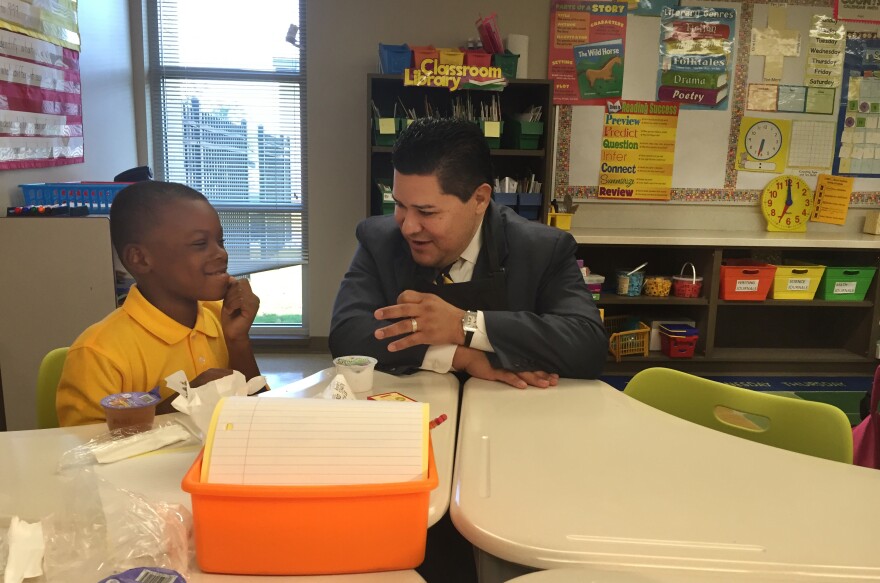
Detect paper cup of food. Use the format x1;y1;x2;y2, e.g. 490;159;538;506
333;355;378;393
100;390;160;432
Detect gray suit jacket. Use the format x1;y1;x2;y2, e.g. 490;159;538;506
329;202;607;378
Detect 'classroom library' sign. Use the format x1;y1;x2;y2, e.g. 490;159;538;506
403;59;506;91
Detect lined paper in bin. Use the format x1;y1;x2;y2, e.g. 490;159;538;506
201;396;430;486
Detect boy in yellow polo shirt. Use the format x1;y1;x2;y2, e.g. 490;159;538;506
56;181;263;426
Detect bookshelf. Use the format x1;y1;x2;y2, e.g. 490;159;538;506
366;74;555;221
574;229;880;375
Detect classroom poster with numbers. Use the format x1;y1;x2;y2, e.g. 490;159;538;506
834;34;880;177
549;0;628;106
0;1;82;170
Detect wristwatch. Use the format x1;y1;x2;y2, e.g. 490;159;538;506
462;310;479;347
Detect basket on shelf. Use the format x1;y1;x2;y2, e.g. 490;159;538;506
605;315;650;362
20;182;131;215
673;262;703;298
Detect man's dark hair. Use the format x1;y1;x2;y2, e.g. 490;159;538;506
109;181;208;258
392;118;494;202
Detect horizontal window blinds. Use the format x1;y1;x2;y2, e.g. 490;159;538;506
147;0;306;275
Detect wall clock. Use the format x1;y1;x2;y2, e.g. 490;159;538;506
761;175;813;232
736;117;792;173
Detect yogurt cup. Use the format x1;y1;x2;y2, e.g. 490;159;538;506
333;355;378;393
100;389;160;431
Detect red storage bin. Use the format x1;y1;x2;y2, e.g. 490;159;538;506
660;324;699;358
719;260;777;301
463;49;492;67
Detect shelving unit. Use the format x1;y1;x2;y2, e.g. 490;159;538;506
573;228;880;375
367;74;554;220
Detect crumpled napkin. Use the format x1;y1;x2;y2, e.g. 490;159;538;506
317;374;358;400
4;517;43;583
167;370;267;439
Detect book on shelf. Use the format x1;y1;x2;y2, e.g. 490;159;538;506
660;70;728;89
658;85;728;106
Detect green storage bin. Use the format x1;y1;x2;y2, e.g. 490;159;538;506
815;266;877;301
479;120;504;149
372;117;404;146
492;50;519;79
504;120;543;150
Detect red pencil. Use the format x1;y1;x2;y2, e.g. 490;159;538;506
429;413;448;430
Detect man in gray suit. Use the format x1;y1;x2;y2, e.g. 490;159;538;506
330;117;606;388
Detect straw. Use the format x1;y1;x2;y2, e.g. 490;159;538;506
627;262;648;275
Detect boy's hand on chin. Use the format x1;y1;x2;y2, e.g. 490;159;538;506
221;276;260;341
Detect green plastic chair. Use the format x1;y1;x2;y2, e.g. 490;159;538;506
36;347;68;429
624;367;854;464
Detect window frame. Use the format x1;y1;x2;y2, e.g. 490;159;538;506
142;0;308;338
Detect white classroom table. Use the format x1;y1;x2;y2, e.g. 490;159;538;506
0;368;460;582
450;378;880;583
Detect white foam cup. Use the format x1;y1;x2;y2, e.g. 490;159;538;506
333;355;378;393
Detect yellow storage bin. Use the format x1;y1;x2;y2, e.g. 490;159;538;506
438;48;464;65
770;263;825;300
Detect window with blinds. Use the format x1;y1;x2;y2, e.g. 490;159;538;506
145;0;306;332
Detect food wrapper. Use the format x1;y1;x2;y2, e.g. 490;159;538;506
167;370;267;440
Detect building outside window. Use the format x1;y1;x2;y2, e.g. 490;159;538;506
145;0;307;334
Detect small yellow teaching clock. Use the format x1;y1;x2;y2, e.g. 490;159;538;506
761;175;813;232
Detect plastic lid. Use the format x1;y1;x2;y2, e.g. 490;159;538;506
100;391;160;410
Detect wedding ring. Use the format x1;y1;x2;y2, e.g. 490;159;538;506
411;318;419;333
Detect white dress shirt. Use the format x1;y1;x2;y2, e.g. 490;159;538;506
420;220;495;373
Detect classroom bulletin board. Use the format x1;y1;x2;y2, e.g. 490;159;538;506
555;0;880;205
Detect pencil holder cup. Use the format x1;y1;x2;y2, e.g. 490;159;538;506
546;212;573;230
616;270;645;296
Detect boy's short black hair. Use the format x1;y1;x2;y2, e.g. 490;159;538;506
109;181;208;259
392;118;494;202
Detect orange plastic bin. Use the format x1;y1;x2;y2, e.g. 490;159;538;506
182;443;438;575
719;259;777;301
